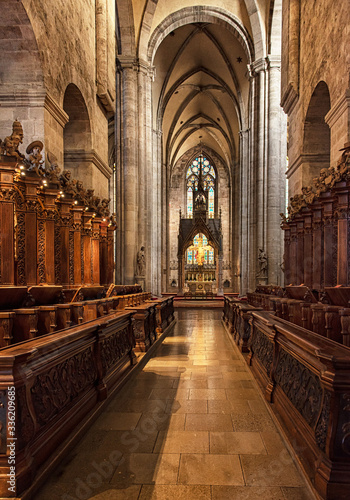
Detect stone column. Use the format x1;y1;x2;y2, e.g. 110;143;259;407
251;59;267;284
239;130;249;294
266;55;287;285
177;256;184;295
118;57;138;285
217;255;224;296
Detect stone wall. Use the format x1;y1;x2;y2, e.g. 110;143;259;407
282;0;350;196
0;0;115;198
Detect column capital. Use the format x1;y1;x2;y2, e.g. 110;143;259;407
266;54;281;69
117;56;154;79
249;57;267;76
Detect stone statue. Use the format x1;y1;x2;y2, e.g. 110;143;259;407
26;141;45;176
136;246;146;276
0;120;25;160
257;248;267;277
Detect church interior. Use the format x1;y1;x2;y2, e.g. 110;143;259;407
0;0;350;499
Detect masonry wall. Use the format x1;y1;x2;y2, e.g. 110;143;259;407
282;0;350;196
0;0;115;198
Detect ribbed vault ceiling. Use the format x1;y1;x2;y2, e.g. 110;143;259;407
153;22;250;170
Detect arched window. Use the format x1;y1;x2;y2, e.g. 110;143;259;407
186;155;216;218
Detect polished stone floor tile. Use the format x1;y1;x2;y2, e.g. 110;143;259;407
111;453;180;485
210;431;266;454
136;412;186;432
165;399;208;414
281;486;315;499
211;485;285;499
185;413;233;431
188;388;227;400
35;309;314;500
241;453;306;487
139;484;211;500
153;430;209;453
178;453;244;485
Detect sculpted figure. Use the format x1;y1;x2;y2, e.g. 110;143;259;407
25;141;44;176
280;212;288;224
257;248;267;277
301;185;315;205
59;169;77;195
1;120;25;160
46;151;62;183
109;212;117;228
99;198;110;217
136;246;146;276
313;174;327;197
76;181;88;205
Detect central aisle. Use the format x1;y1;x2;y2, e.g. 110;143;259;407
37;309;314;500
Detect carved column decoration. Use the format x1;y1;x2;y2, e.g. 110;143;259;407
289;222;297;284
303;211;313;287
283;224;291;284
99;220;108;286
41;187;58;284
71;204;83;286
107;224;115;285
312;204;323;289
91;217;101;284
0;156;17;285
23;174;41;285
334;183;350;285
322;194;336;287
58;197;73;286
296;215;304;284
82;211;93;285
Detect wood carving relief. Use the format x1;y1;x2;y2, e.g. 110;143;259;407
250;326;273;372
274;349;322;428
101;327;132;373
31;348;96;427
17;385;35;450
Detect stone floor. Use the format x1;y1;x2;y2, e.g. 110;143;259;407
36;309;315;500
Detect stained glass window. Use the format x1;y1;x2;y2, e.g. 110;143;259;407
186;154;216;217
208;188;214;219
187;187;193;218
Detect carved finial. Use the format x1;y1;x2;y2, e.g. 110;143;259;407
26;140;44;176
0;120;25;160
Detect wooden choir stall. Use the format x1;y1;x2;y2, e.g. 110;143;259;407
0;123;176;499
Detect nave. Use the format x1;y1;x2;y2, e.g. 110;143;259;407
37;309;314;500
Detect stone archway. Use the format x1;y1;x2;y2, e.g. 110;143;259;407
303;81;331;181
63;83;93;184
